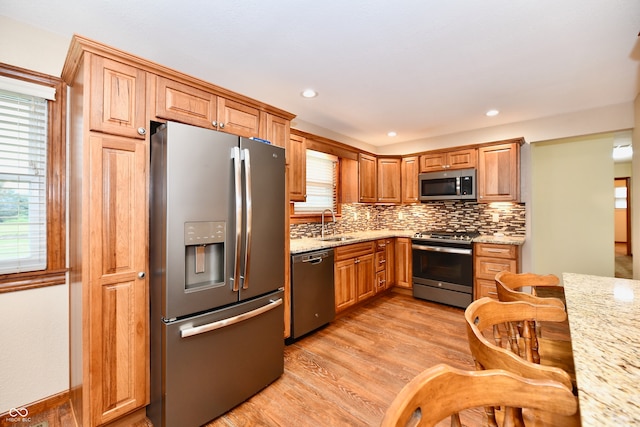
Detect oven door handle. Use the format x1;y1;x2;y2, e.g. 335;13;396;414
412;244;472;255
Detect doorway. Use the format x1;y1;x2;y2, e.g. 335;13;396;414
614;177;632;278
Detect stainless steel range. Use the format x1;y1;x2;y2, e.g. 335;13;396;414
411;230;480;309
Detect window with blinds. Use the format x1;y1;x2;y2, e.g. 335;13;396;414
293;149;337;214
0;88;48;274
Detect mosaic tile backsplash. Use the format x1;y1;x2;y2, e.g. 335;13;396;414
290;202;526;239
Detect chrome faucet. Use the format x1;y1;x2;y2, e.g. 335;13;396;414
321;209;336;239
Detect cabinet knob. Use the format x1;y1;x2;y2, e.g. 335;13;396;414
138;272;146;279
219;122;225;129
137;127;146;136
212;121;218;127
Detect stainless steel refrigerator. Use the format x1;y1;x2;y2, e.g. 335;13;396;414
148;121;285;427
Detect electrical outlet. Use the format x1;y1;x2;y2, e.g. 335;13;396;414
366;211;370;220
353;212;358;220
398;211;404;220
492;213;500;222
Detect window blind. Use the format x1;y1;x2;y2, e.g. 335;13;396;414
294;150;337;214
0;88;48;274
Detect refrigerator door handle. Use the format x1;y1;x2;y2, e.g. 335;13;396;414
180;298;283;338
241;148;252;290
231;146;243;292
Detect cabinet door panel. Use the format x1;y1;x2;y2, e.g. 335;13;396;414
358;153;377;203
478;143;519;202
89;135;148;425
377;158;401;203
90;55;146;139
217;98;260;138
263;113;289;148
287;134;306;202
155;76;216;128
401;156;419;203
395;238;412;289
356;254;375;301
335;259;357;312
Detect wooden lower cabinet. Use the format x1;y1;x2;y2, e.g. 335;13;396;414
474;242;520;300
395;237;412;289
69;133;149;426
334;241;375;313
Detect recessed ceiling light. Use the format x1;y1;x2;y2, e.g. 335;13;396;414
486;109;499;117
301;89;318;98
387;131;397;137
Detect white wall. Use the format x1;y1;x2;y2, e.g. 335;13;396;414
0;16;70;413
0;286;69;412
531;134;615;279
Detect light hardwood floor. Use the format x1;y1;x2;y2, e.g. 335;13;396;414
206;290;484;427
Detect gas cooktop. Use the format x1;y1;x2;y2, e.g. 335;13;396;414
413;230;480;244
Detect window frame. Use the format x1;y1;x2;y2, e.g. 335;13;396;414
0;63;66;293
290;153;343;224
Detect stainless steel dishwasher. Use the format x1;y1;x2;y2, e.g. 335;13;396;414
289;249;335;341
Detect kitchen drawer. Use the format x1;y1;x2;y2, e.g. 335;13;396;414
375;271;386;292
375;251;386;272
375;239;387;252
334;241;375;261
476;279;499;300
475;257;517;281
475;243;517;259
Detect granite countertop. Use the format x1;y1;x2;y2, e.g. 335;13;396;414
290;230;525;254
562;272;640;426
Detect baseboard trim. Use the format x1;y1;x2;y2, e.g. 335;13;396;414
0;390;69;427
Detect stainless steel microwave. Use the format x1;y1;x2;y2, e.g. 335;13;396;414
419;168;476;201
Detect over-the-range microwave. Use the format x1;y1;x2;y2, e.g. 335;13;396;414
419;168;476;201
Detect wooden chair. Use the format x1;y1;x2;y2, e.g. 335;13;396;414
465;298;580;427
380;363;577;427
494;271;575;380
494;271;565;307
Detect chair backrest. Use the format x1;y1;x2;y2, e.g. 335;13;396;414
380;363;577;427
495;271;565;308
464;297;572;388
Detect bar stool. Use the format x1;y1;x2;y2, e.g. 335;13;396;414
494;271;575;382
380;363;577;427
464;297;580;427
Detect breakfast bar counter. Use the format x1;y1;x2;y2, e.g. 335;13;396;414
562;272;640;426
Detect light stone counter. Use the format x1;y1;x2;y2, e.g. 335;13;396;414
562;272;640;426
472;234;525;245
290;230;415;254
290;230;524;254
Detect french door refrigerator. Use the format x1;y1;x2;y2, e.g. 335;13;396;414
148;121;285;427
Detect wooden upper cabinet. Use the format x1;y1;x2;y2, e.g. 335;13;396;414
155;76;217;128
477;142;520;202
420;148;477;172
287;133;306;202
401;156;419;203
90;55;147;139
377;157;401;203
217;97;260;138
359;153;377;203
155;77;261;138
262;113;290;148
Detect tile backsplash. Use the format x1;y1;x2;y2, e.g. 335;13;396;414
290;202;526;239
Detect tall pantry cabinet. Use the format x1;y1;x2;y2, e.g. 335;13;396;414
62;35;295;426
64;45;150;426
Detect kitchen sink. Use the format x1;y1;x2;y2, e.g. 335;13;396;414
318;236;356;242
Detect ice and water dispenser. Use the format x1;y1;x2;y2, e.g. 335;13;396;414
184;221;225;291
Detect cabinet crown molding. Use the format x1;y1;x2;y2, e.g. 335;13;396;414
61;34;295;121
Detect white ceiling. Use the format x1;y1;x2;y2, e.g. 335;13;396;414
2;1;639;147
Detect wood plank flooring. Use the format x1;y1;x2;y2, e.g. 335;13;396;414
206;290;484;427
